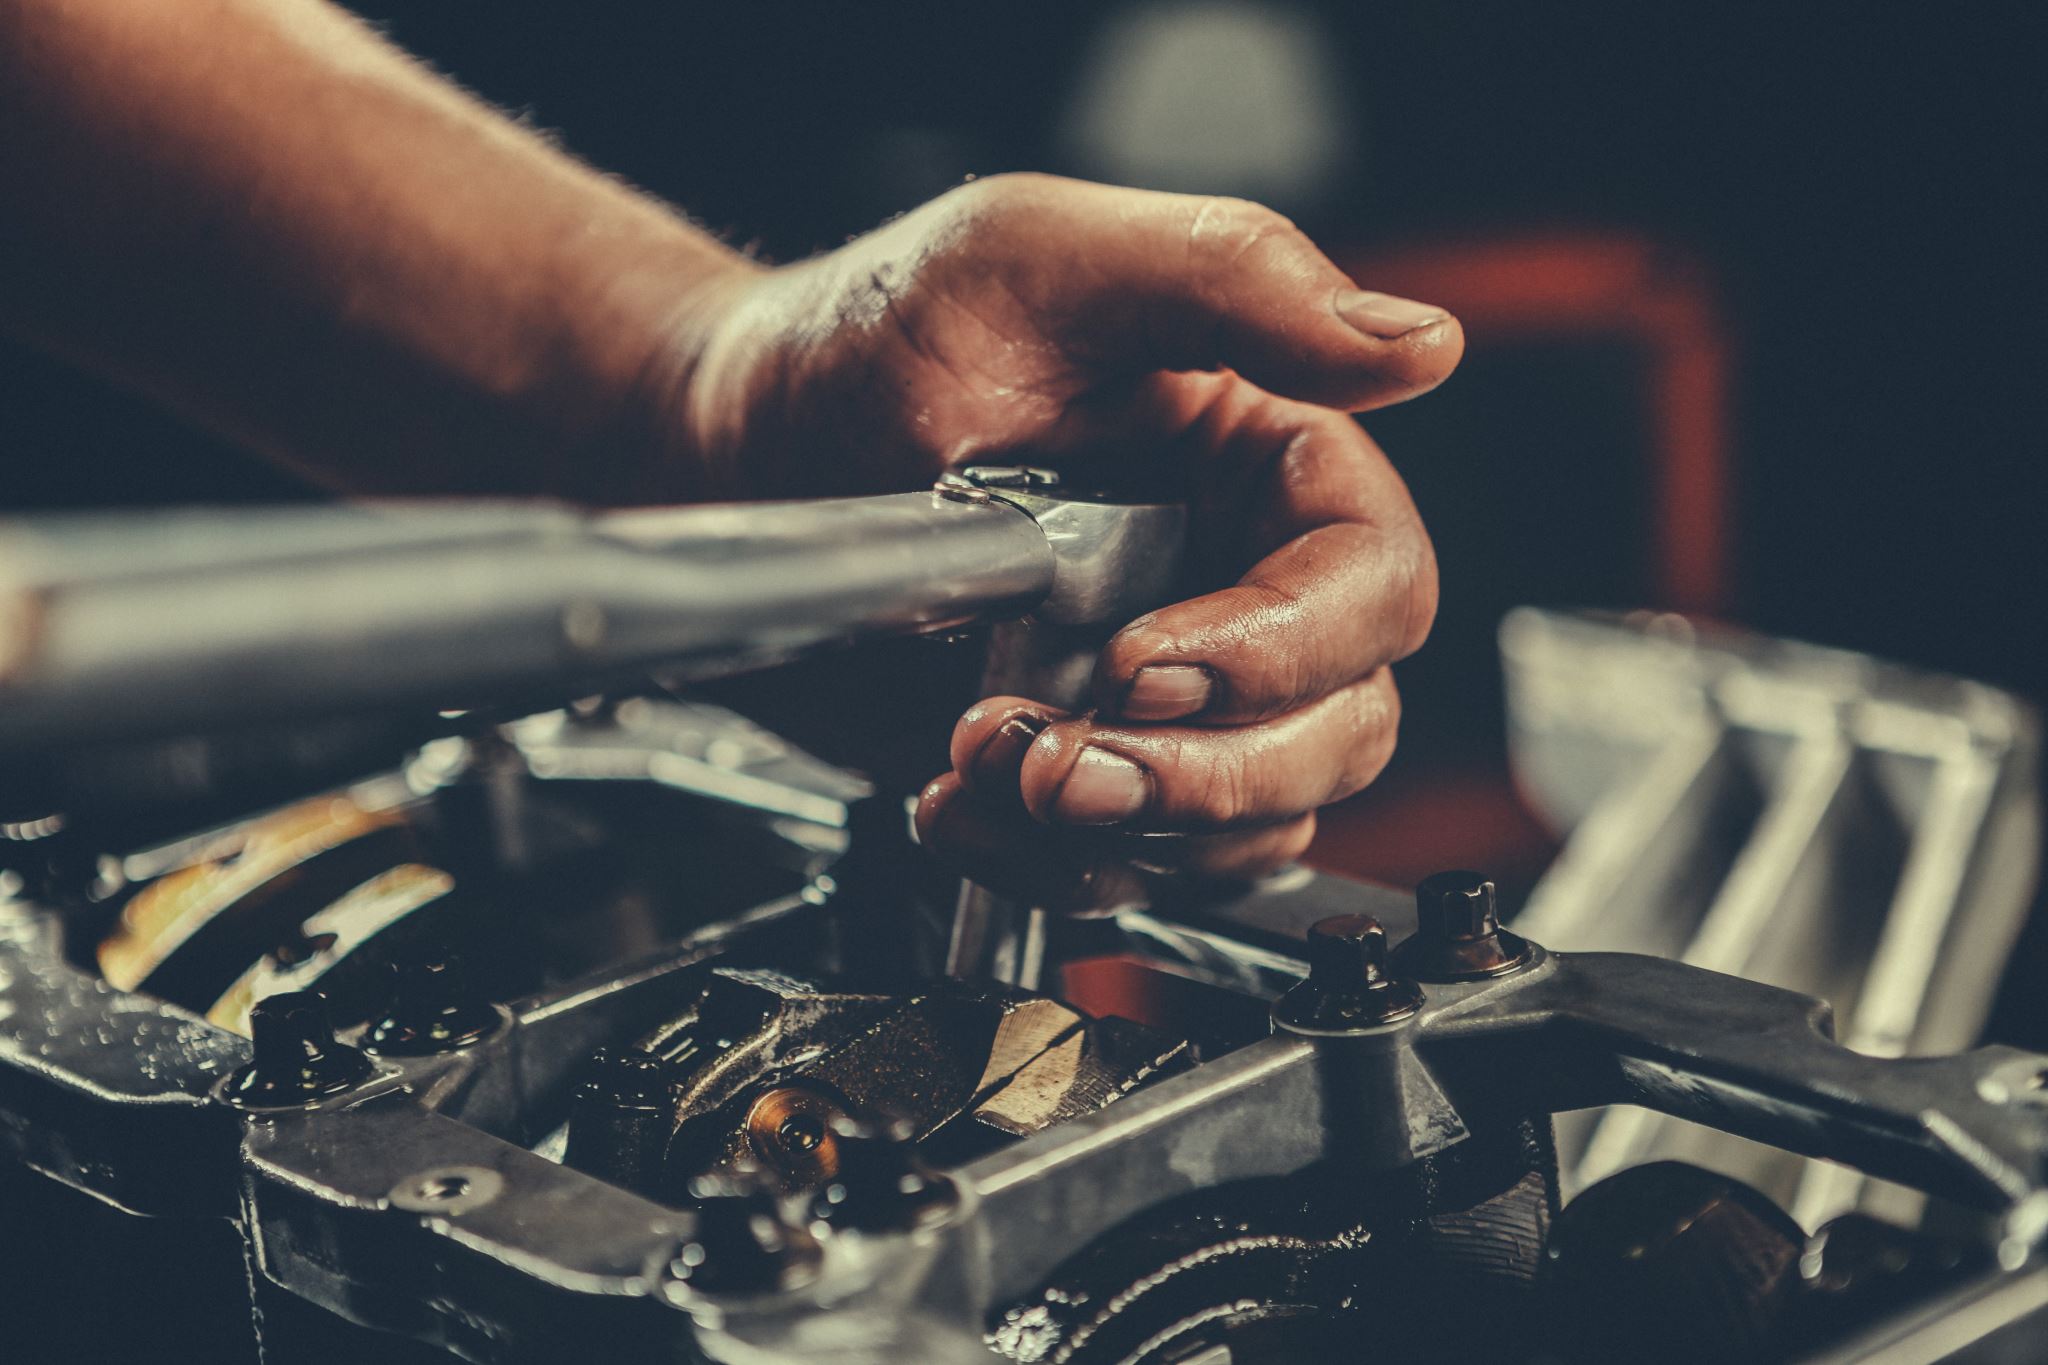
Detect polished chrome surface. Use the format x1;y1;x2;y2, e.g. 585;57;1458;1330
944;469;1191;988
0;493;1057;752
1505;608;2043;1228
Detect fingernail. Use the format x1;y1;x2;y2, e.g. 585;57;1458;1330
970;713;1048;785
1122;665;1213;721
1337;290;1449;339
1052;747;1150;825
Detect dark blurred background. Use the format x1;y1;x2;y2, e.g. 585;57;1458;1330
4;0;2043;884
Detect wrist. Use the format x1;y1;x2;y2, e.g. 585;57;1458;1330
547;209;770;505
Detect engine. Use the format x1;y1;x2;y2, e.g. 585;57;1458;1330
1;473;2043;1364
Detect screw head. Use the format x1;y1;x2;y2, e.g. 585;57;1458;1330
1273;914;1424;1032
1304;914;1394;987
226;990;373;1106
1394;870;1534;981
1416;871;1501;941
364;949;498;1055
744;1084;845;1186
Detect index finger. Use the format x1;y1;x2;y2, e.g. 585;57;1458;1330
1093;403;1438;725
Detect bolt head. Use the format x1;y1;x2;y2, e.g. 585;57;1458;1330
1303;914;1391;986
1272;914;1424;1032
248;992;327;1060
228;990;371;1105
364;950;498;1055
1416;871;1499;941
1393;869;1534;980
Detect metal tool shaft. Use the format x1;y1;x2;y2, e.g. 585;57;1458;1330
0;493;1055;753
940;471;1189;988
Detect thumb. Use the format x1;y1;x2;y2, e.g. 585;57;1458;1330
984;176;1464;411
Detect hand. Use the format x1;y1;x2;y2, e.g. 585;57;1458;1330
669;174;1460;907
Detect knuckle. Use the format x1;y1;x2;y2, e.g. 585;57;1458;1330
1191;744;1259;827
1238;575;1308;625
1099;614;1170;680
1333;679;1401;799
1371;671;1403;739
1190;196;1302;267
1228;582;1317;703
981;169;1062;196
1224;645;1309;719
943;171;1063;229
1242;590;1335;715
1372;701;1401;780
1396;538;1440;660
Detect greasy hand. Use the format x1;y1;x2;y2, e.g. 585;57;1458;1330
674;174;1460;907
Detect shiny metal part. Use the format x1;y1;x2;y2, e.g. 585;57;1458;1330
709;905;2048;1362
1272;913;1424;1030
1392;869;1534;981
964;468;1187;629
505;696;873;835
955;465;1062;491
363;949;502;1055
0;483;1187;993
10;850;2048;1361
946;885;1055;987
7;501;2048;1365
387;1164;504;1216
1504;609;2043;1228
932;470;996;505
222;989;375;1107
947;470;1190;988
1807;1263;2048;1364
0;493;1058;753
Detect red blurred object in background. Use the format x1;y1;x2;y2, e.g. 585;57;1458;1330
1311;232;1736;896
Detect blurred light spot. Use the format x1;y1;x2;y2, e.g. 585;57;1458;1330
1061;0;1351;206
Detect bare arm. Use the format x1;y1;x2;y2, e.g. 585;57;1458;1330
0;0;756;500
1;0;1467;889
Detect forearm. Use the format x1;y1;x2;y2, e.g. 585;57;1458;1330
0;0;758;500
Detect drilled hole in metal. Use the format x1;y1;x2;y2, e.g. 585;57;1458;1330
415;1174;470;1203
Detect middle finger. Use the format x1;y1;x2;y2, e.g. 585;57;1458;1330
955;670;1400;834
